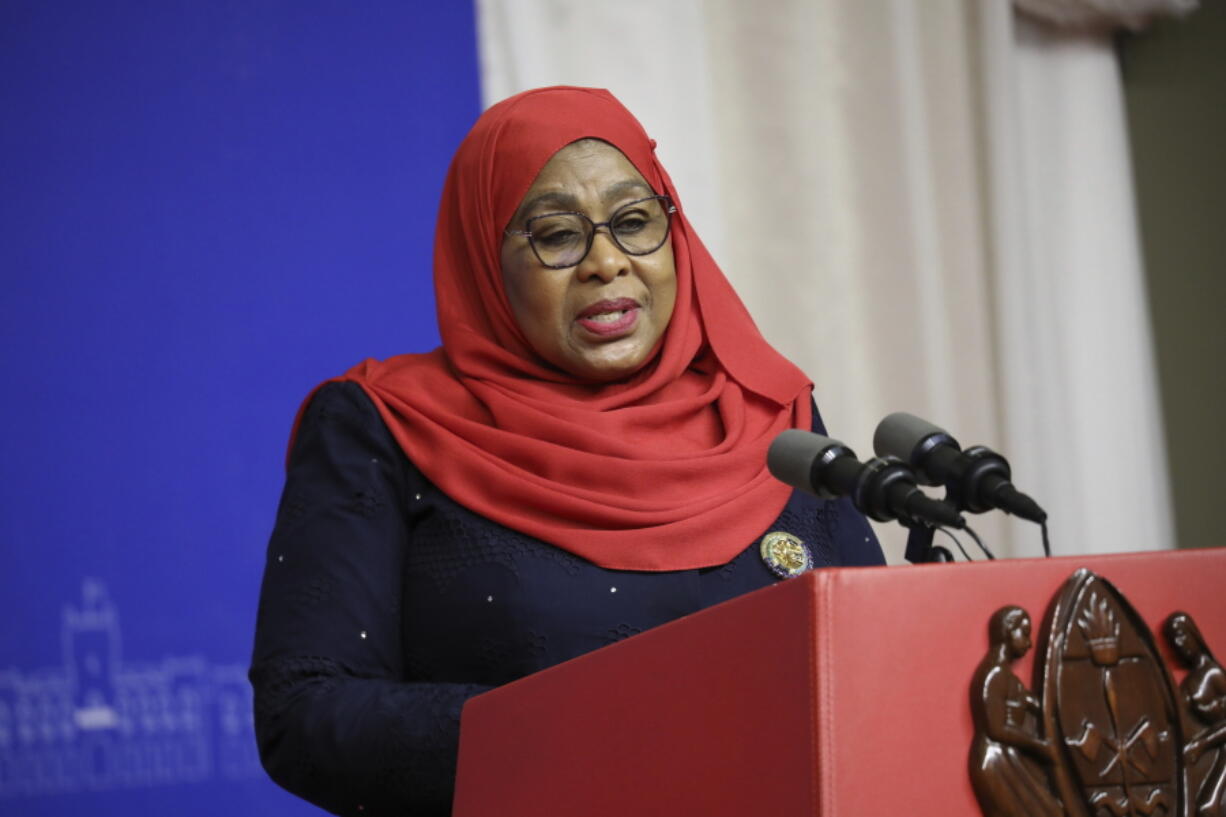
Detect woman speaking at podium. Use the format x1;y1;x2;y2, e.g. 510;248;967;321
250;86;885;816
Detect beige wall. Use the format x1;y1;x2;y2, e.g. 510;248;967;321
1121;4;1226;549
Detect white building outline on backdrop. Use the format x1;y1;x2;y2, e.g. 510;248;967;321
0;579;260;797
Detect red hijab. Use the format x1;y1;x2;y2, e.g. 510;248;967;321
335;86;812;570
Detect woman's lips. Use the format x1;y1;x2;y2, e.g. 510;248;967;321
575;298;641;338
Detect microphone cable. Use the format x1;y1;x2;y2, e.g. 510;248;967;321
935;526;972;561
934;523;995;561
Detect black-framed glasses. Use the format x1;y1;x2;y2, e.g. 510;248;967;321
505;195;676;269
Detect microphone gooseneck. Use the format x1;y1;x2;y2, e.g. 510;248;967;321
767;429;965;530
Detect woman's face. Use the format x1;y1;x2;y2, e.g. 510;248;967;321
500;140;677;382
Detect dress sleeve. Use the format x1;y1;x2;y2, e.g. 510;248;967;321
249;381;490;817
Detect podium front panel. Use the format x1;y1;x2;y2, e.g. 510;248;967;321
454;548;1226;816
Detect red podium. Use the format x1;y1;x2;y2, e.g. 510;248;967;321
453;549;1226;816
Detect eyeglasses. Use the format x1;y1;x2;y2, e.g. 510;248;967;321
505;195;676;269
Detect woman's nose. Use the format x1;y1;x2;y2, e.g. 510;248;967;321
576;229;629;282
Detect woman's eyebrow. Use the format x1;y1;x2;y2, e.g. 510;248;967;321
602;179;653;202
517;179;654;221
519;190;579;216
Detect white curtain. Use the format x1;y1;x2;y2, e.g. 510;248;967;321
476;0;1174;561
978;4;1174;557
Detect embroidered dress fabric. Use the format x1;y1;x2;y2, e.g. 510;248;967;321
251;382;884;816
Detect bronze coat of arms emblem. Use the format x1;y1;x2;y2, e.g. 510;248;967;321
971;568;1226;817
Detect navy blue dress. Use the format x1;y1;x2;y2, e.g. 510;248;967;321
250;381;884;816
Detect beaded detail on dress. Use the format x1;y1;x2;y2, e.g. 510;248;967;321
407;495;585;596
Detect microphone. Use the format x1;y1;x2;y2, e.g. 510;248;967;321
768;429;966;529
872;412;1047;523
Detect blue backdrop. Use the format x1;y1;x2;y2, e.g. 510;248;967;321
0;2;481;814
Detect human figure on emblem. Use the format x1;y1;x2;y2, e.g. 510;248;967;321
1166;612;1226;817
970;605;1064;817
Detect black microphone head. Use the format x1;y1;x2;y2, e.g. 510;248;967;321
873;411;959;485
873;412;943;459
767;430;846;495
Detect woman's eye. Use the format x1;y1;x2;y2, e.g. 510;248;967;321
612;213;649;234
536;228;582;248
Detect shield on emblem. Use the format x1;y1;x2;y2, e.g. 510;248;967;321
1040;569;1184;817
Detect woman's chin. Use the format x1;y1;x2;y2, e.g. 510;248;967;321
561;340;657;383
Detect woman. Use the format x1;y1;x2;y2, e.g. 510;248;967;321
250;86;884;816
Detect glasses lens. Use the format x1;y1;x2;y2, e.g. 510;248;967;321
611;197;670;255
527;213;590;267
